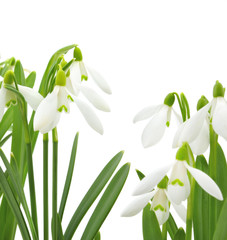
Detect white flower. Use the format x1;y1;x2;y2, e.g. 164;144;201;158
121;176;186;225
34;69;106;134
173;81;227;154
134;93;181;148
0;71;43;121
132;151;223;205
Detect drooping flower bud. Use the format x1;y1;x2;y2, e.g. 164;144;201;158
74;46;83;61
164;93;175;107
196;95;209;111
4;70;15;84
213;81;225;98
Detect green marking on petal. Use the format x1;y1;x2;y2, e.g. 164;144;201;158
166;121;170;127
81;74;88;81
171;179;184;186
5;99;17;107
58;105;68;112
67;95;74;102
154;204;165;211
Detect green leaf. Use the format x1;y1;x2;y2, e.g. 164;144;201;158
213;198;227;240
0;133;12;147
64;151;124;239
94;232;101;240
80;162;130;240
173;228;185;240
0;106;14;142
142;204;162;240
216;144;227;216
25;71;36;88
39;44;76;96
0;167;31;240
193;155;209;240
14;60;26;85
135;169;145;180
167;213;178;239
59;133;79;220
57;214;64;240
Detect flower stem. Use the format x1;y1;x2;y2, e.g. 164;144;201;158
209;125;218;239
52;128;58;240
43;133;49;240
161;222;167;240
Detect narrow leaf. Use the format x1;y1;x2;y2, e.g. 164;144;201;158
0;167;31;240
57;214;64;240
59;132;79;220
94;232;101;240
136;169;145;180
14;60;26;85
26;71;36;88
213;198;227;240
173;227;186;240
167;213;178;239
80;163;130;240
0;133;12;147
0;106;14;141
64;151;124;239
142;204;162;240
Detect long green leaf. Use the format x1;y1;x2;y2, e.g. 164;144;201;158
0;133;12;147
59;132;79;220
39;44;76;96
142;204;162;240
213;198;227;240
94;232;101;240
81;162;130;240
64;151;124;239
26;71;36;88
14;60;26;85
0;106;14;141
57;214;64;240
193;155;209;240
0;149;38;239
167;213;178;239
216;144;227;216
173;228;186;240
0;167;30;240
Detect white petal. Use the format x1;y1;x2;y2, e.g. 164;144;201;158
79;85;110;112
121;191;156;217
0;87;6;121
172;108;182;124
34;87;60;133
189;119;209;155
212;97;227;140
167;161;190;204
172;121;186;148
171;201;186;222
70;62;82;93
75;98;104;134
133;105;162;123
133;164;172;196
38;113;61;134
184;162;223;200
66;77;80;96
142;106;169;148
173;103;211;147
18;85;43;110
57;86;72;113
155;208;169;225
86;66;112;94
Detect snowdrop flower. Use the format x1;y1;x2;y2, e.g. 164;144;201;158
34;68;106;134
173;81;227;154
121;176;186;225
66;46;112;112
134;93;181;148
0;70;43;121
132;145;223;206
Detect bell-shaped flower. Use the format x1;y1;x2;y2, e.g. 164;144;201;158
134;93;181;148
173;81;227;154
65;47;111;112
133;145;223;206
121;176;186;225
0;70;43;121
34;69;106;134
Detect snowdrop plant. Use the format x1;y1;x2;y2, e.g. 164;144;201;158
0;45;130;240
124;83;227;240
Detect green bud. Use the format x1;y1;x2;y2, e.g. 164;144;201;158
213;81;225;97
157;176;169;189
164;93;175;107
176;143;189;162
55;69;66;86
196;95;209;111
4;70;15;84
74;46;83;61
10;57;16;66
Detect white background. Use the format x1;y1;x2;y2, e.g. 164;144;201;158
1;0;227;239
